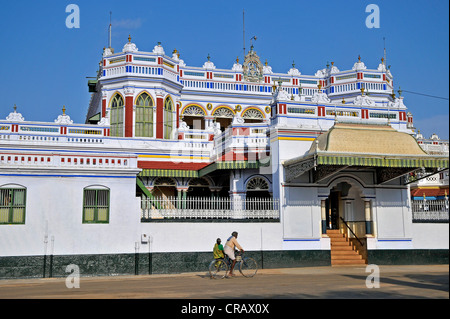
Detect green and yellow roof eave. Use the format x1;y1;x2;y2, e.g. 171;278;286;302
138;160;267;178
315;153;448;168
139;169;199;178
283;151;448;184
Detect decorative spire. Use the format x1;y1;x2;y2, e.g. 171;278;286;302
54;105;73;124
172;49;180;60
202;54;215;70
6;104;25;122
398;86;402;97
128;34;131;43
236;56;239;64
358;55;361;62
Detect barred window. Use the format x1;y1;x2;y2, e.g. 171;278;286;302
83;188;110;223
164;97;173;139
135;92;154;137
110;93;124;137
0;187;26;225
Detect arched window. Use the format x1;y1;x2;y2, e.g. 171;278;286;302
110;93;124;137
182;105;206;130
152;177;177;206
164;97;173;139
187;178;211;197
246;176;269;192
242;108;264;123
212;107;234;131
0;185;26;224
82;186;110;224
135;92;154;137
246;176;272;210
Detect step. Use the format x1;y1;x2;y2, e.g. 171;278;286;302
330;241;352;246
331;250;361;256
331;254;363;260
327;233;346;239
329;237;348;243
326;229;341;234
331;259;368;266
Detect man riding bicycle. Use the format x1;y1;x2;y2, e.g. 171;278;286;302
224;231;244;277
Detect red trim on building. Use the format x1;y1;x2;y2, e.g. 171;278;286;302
411;188;449;198
124;96;133;137
362;109;369;119
102;99;106;118
176;103;180;128
156;97;164;139
399;111;406;121
318;106;325;117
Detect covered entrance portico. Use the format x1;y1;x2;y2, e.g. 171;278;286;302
283;123;448;256
320;177;374;241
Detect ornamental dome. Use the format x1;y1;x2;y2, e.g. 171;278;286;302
123;35;138;53
287;61;301;76
6;105;24;122
54;106;73;125
203;54;216;70
152;42;165;55
232;57;243;72
352;55;367;71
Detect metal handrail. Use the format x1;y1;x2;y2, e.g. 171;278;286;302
339;217;364;247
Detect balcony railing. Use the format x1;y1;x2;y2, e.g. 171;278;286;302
141;196;279;221
412;199;449;223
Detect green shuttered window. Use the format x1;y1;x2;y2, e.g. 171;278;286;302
83;188;110;223
0;188;26;225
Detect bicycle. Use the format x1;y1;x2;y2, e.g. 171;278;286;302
208;251;258;279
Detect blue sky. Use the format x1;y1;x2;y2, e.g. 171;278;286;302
0;0;448;139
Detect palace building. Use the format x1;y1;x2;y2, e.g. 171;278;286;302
0;36;448;278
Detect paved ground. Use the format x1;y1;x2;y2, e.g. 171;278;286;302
0;265;447;300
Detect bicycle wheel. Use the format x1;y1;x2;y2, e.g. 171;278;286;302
239;257;258;278
209;259;228;279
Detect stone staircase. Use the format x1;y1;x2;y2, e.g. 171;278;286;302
328;229;367;266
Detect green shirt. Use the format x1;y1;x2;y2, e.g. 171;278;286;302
213;243;224;259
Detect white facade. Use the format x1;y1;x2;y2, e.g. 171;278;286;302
0;38;448;274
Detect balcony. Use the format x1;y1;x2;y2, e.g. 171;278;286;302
141;196;279;222
412;199;449;223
